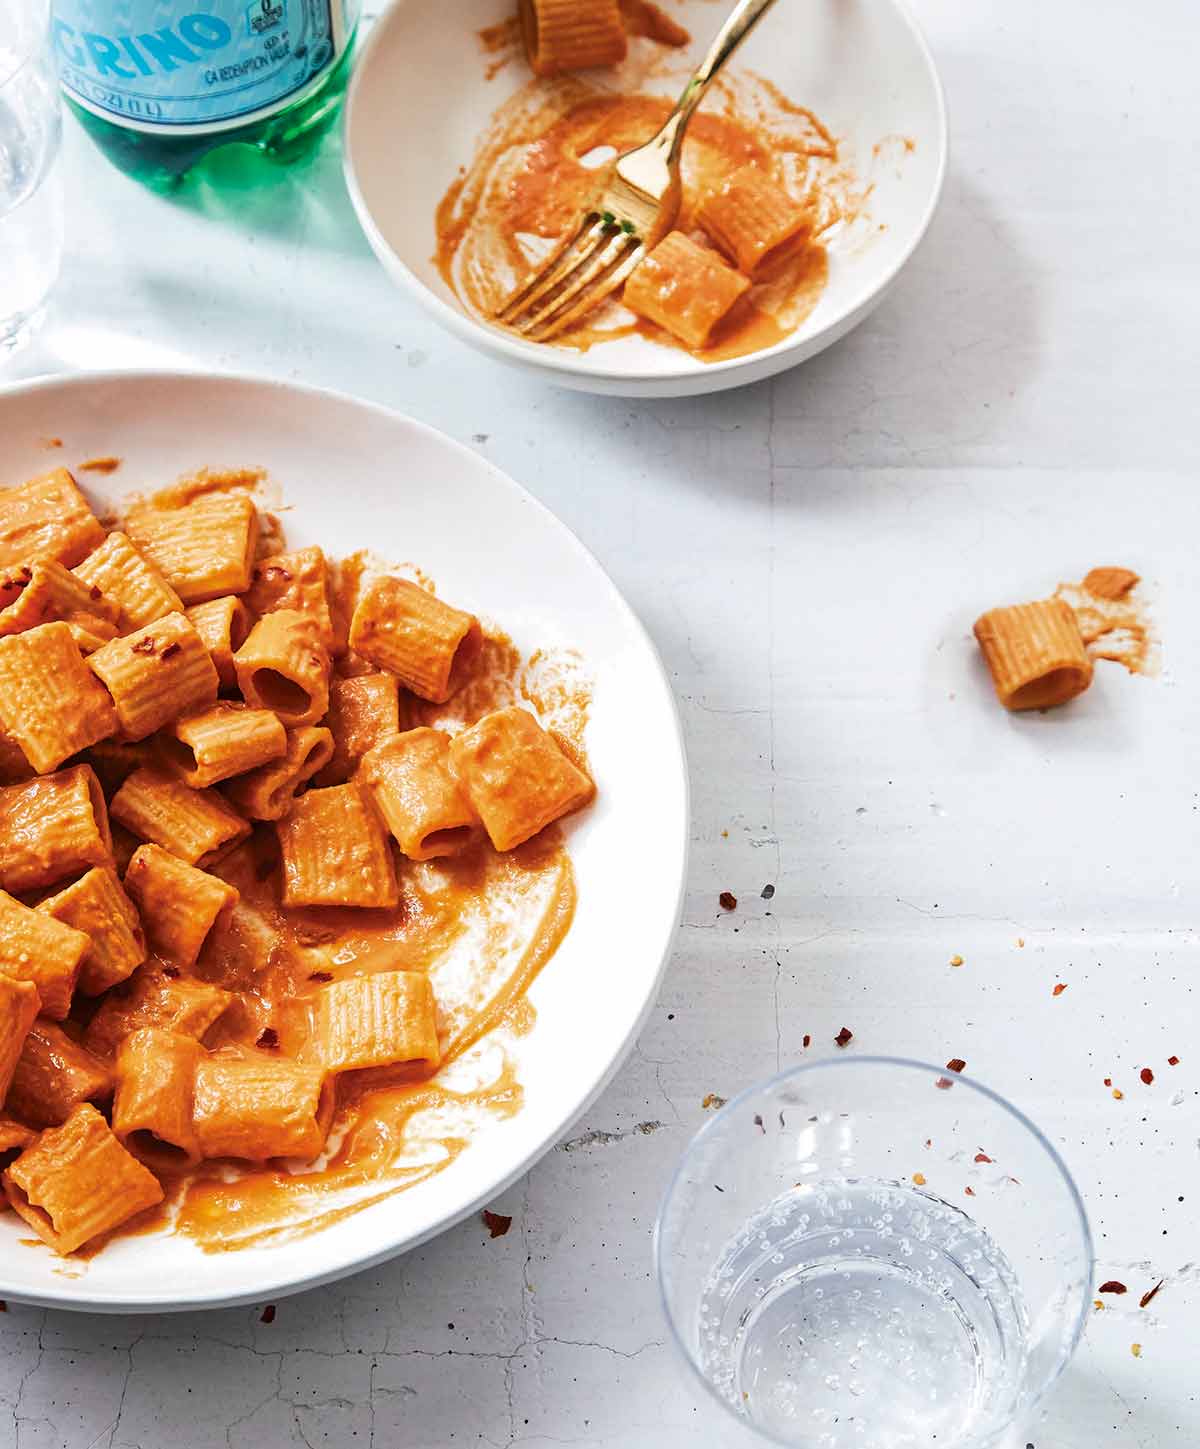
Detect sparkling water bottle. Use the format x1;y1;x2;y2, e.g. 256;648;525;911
50;1;361;188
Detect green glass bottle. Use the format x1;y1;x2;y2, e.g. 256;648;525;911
51;1;361;190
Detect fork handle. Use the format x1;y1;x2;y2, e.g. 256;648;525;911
658;0;781;164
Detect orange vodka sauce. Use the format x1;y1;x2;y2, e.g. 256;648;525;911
436;74;849;361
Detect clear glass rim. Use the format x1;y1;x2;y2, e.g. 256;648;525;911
652;1054;1095;1449
0;0;53;92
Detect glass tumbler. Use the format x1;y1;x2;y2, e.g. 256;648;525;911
654;1057;1092;1449
0;0;63;352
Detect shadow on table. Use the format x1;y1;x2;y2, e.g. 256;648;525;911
163;130;376;262
540;169;1042;490
1023;1346;1178;1447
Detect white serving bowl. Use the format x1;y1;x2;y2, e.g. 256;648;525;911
0;371;687;1311
344;0;947;397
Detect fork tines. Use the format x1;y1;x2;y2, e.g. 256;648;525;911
497;215;645;341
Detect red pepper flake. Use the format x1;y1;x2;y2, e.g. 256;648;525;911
260;1304;276;1324
802;1033;811;1048
1103;1077;1112;1087
834;1026;853;1048
256;1027;280;1050
1140;1067;1154;1085
88;584;103;600
935;1076;954;1090
1098;1280;1128;1295
924;1138;932;1149
160;641;182;661
1139;1279;1164;1308
308;970;333;983
1168;1056;1180;1066
964;1186;975;1197
131;637;156;654
974;1151;993;1164
1052;983;1068;996
482;1209;512;1238
718;891;737;911
161;965;180;979
946;1058;966;1074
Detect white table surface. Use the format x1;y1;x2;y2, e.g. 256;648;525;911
3;0;1198;1444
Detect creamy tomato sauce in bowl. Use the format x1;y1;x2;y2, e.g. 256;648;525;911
346;0;946;396
0;371;688;1311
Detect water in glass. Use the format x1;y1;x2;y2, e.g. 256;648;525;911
698;1178;1029;1448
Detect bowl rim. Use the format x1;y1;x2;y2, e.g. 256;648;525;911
342;0;949;384
651;1054;1095;1447
0;367;691;1311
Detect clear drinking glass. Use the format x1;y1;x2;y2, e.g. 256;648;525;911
0;0;63;352
654;1057;1093;1449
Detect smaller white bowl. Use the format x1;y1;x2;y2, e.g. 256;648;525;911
344;0;947;398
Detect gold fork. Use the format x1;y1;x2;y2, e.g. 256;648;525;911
497;0;781;341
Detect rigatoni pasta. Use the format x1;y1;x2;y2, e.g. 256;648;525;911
624;231;750;349
184;596;251;692
111;766;250;867
37;867;146;996
0;559;119;637
234;608;330;726
311;971;440;1074
349;575;480;702
449;706;594;851
0;468;105;571
0;975;40;1104
88;611;219;740
3;1103;163;1253
159;702;287;789
124;844;240;966
0;621;119;771
6;1022;113;1128
73;530;184;630
698;163;815;275
0;462;597;1259
0;730;32;785
0;1119;35;1174
0;764;113;893
315;673;399;785
519;0;626;76
222;724;333;821
112;1029;203;1171
245;546;335;650
84;965;235;1060
0;890;90;1019
361;728;478;860
973;598;1094;711
276;782;398;908
124;492;258;604
192;1048;333;1161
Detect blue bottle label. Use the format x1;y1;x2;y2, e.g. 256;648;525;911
53;1;350;133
